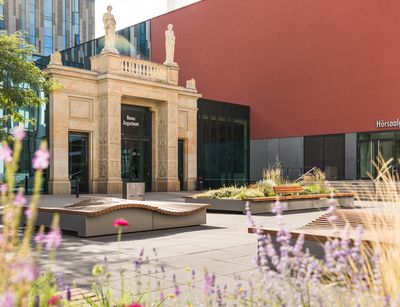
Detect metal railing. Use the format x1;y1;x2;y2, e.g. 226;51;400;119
294;166;318;183
69;171;82;198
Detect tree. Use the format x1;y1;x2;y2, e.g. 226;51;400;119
0;11;55;139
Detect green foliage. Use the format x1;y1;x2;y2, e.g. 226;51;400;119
0;31;55;139
232;188;265;200
301;184;334;195
193;186;244;199
256;179;276;196
29;272;58;307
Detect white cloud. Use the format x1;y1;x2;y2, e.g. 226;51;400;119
95;0;200;38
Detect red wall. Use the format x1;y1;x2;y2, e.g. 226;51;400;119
151;0;400;140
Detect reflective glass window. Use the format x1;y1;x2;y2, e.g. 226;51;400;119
197;99;250;189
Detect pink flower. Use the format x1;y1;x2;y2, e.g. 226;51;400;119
0;291;15;307
48;294;62;306
127;304;144;307
25;208;32;219
32;147;50;170
13;190;26;206
0;144;12;163
34;233;45;244
113;218;129;228
44;228;62;251
0;184;7;194
12;124;26;141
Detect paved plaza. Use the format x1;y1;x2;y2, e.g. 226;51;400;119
33;192;328;299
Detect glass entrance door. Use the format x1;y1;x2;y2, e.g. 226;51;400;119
359;140;394;179
121;140;152;192
68;133;89;194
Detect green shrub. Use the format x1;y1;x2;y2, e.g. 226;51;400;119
256;179;276;196
193;186;244;199
301;184;334;195
232;188;265;200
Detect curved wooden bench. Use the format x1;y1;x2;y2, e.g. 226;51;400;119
22;197;211;237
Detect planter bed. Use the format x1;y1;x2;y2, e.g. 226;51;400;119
185;193;354;215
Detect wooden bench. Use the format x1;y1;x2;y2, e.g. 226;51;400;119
273;185;303;196
248;209;399;245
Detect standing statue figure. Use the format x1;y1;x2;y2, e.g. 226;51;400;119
164;24;177;66
102;5;118;53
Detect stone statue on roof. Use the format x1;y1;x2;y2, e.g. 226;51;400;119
102;5;118;53
164;24;177;66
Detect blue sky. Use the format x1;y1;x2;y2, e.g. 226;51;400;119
95;0;199;37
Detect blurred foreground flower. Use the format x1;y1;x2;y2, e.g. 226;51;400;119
32;143;50;170
12;124;26;141
113;218;129;228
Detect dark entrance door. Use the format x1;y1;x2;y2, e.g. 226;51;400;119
178;140;184;190
121;105;152;192
68;133;89;194
121;140;152;191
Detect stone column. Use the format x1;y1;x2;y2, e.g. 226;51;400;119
186;108;197;191
48;90;71;195
96;93;122;194
157;98;180;191
91;52;123;194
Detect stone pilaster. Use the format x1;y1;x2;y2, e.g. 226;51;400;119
96;93;122;194
157;96;180;191
48;90;71;195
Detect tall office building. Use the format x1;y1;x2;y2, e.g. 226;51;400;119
0;0;95;55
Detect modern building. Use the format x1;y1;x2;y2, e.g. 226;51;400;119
24;0;399;195
1;0;95;55
149;0;400;183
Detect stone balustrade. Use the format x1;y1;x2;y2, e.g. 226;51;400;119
121;57;169;83
91;53;180;86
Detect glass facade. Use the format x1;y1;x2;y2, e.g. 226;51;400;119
2;0;95;56
304;134;345;180
0;4;4;30
43;0;53;55
358;131;400;179
35;21;151;70
0;104;48;193
197;99;250;189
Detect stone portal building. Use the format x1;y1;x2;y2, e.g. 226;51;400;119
46;51;200;194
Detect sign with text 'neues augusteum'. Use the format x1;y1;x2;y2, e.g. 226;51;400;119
121;106;151;139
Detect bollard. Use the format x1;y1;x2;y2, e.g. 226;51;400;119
75;176;80;198
25;175;28;195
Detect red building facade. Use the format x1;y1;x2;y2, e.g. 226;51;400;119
150;0;400;181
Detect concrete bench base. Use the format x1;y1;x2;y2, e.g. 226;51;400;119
185;194;354;215
21;197;210;237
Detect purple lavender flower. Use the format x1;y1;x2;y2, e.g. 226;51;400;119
203;271;216;296
11;261;38;283
174;285;181;297
44;228;62;250
272;200;285;216
66;286;72;301
0;144;13;163
0;291;15;307
12;124;26;141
